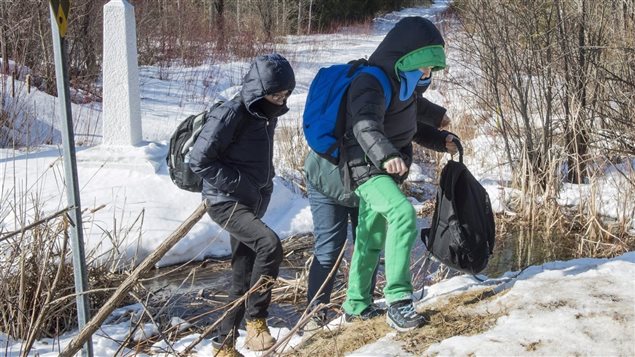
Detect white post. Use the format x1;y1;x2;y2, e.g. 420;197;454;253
102;0;142;146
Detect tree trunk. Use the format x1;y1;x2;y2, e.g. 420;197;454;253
79;1;98;82
0;1;9;75
282;0;286;33
237;0;241;31
572;0;589;183
297;0;302;35
214;0;225;51
307;0;312;34
36;5;53;93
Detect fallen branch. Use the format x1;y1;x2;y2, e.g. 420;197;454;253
0;207;72;242
0;204;107;242
58;201;208;357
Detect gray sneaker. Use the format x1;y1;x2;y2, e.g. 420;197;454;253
386;299;427;332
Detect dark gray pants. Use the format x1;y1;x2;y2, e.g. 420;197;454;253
207;201;283;341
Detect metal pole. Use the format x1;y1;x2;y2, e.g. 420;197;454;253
48;1;93;356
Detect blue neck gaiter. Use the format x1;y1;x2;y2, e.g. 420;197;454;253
398;69;426;101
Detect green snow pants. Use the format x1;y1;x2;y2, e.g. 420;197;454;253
342;175;417;315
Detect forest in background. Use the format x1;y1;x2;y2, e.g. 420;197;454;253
0;0;428;96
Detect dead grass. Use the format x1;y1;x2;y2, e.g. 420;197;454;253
416;198;436;218
440;94;635;263
274;118;310;180
286;317;392;357
0;217;126;343
287;287;505;356
399;288;504;354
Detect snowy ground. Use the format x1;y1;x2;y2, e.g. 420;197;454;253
1;1;634;356
1;253;633;356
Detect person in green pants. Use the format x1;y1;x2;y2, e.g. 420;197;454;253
339;17;458;331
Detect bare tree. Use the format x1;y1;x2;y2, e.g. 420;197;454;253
307;0;313;34
214;0;226;50
455;0;634;190
297;0;303;35
237;0;241;31
256;0;275;39
0;0;8;75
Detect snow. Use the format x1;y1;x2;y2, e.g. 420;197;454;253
1;0;634;356
3;253;633;356
423;253;635;356
349;253;635;356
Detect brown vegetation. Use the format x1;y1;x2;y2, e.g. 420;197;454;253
442;0;635;260
287;317;392;357
0;0;421;95
453;0;635;185
287;287;504;356
1;1;634;354
0;214;124;352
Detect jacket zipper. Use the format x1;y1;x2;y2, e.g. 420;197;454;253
255;120;272;214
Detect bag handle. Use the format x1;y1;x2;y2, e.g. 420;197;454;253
452;136;464;163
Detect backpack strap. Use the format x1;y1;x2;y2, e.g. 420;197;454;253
327;64;393;164
358;66;393;110
346;58;369;75
208;98;247;144
345;59;393;110
180;111;208;156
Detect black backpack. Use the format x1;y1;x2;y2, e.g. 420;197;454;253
166;101;224;192
421;139;496;275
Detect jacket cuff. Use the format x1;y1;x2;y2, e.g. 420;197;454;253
379;153;402;170
416;97;447;128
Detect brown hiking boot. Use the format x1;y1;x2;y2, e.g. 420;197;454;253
211;336;244;357
245;318;276;351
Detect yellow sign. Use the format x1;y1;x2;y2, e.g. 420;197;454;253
49;0;70;37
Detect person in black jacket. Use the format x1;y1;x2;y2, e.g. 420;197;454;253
338;17;458;332
189;53;295;357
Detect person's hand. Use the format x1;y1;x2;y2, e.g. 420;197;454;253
440;113;451;129
383;157;408;176
445;134;458;155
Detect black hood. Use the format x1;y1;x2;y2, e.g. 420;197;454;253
368;17;445;82
241;53;296;118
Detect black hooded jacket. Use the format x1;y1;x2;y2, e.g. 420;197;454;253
189;54;295;216
342;17;450;188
